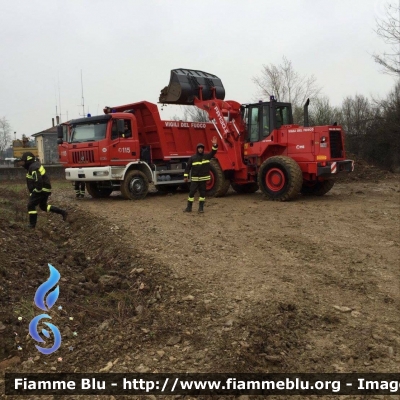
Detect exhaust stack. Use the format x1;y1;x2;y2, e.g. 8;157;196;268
304;98;310;127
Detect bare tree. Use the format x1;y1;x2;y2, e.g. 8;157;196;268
183;106;209;122
171;106;209;122
341;95;373;135
0;117;12;156
340;95;374;155
253;56;322;123
373;2;400;76
364;82;400;169
309;97;342;126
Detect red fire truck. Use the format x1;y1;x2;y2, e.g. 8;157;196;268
58;69;353;201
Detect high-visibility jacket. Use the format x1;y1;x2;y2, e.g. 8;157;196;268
184;144;218;181
26;161;52;194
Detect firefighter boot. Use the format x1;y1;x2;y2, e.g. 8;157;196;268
198;201;205;213
183;201;193;212
49;206;68;221
28;213;37;229
61;210;68;221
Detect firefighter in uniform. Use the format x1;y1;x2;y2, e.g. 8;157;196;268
18;152;68;228
74;181;86;198
121;122;132;138
183;136;218;213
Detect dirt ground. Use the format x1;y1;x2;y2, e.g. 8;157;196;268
0;164;399;400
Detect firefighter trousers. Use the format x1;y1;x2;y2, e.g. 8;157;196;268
188;181;206;202
28;191;66;227
74;181;86;197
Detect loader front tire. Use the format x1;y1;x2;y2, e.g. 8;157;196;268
206;159;230;197
301;180;335;196
121;170;149;200
258;156;303;201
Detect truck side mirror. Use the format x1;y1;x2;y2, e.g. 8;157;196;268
57;138;63;145
57;125;64;139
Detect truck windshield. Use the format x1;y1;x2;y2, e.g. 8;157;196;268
70;122;107;143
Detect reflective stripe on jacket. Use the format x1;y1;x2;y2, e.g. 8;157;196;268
184;145;218;181
26;162;52;193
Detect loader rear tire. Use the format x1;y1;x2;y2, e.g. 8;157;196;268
301;180;335;196
206;159;230;197
231;182;259;194
121;170;149;200
86;182;113;198
258;156;303;201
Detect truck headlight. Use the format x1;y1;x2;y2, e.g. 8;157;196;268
93;171;109;176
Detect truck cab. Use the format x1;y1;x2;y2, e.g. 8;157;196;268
59;114;140;166
58;112;148;198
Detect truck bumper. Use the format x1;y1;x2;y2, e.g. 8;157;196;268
65;166;114;181
317;160;354;177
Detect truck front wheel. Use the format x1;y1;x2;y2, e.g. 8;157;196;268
86;182;113;198
121;170;149;200
258;156;303;201
206;159;230;197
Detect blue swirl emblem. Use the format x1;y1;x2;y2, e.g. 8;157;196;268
29;264;62;354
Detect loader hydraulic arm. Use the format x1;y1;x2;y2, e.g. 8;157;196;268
194;97;244;144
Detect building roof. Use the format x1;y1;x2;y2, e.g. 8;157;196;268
31;126;58;137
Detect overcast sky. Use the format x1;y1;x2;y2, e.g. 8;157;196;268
0;0;397;139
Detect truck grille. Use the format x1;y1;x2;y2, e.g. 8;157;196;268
329;130;343;159
72;150;95;163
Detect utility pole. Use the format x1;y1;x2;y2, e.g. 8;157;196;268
80;70;85;117
58;73;62;123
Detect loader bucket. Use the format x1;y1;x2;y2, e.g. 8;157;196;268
159;68;225;105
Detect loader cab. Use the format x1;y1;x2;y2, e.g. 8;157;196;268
243;101;293;142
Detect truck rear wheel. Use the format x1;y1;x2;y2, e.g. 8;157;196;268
301;180;335;196
258;156;303;201
231;182;259;194
121;170;149;200
206;159;230;197
86;182;113;198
